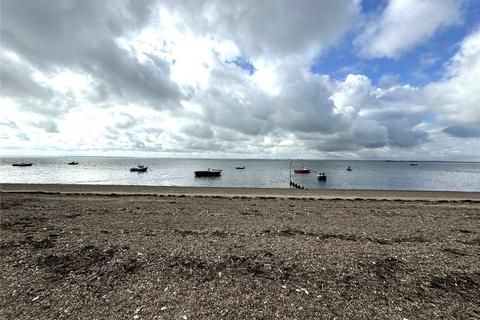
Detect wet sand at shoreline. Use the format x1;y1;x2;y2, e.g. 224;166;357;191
1;185;479;319
2;183;480;201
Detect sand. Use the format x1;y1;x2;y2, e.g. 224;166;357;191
2;183;480;201
1;184;479;319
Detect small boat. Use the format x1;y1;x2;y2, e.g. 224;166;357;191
67;161;79;165
346;166;352;171
235;166;245;169
410;163;418;166
130;165;148;172
12;162;33;167
294;167;310;174
317;172;327;181
194;168;222;177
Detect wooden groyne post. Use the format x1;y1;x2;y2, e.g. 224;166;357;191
289;180;307;190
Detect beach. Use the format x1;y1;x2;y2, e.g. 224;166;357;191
1;184;479;319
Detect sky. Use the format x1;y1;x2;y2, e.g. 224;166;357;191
1;0;479;160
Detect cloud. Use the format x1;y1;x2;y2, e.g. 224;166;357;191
17;133;30;141
162;0;360;57
1;0;182;113
356;0;462;58
1;0;478;161
176;53;430;154
331;74;428;148
181;122;214;139
0;121;17;129
0;56;53;100
424;27;480;125
302;117;389;152
443;124;480;138
378;73;400;89
35;119;60;133
115;115;138;129
1;1;367;157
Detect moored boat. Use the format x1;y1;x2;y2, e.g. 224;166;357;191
194;168;222;177
410;163;418;166
67;161;79;165
235;166;245;169
294;167;310;174
12;162;33;167
130;165;148;172
346;166;352;171
317;172;327;181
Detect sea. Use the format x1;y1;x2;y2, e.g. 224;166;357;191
1;157;479;192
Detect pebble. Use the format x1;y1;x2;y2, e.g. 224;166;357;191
295;288;309;294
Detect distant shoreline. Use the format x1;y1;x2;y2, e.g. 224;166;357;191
2;183;479;201
1;155;479;163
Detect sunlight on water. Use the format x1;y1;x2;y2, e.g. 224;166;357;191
1;157;479;191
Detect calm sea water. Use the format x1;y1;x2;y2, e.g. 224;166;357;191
1;157;479;191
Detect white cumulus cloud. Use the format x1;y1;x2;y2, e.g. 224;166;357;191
356;0;462;58
424;27;480;126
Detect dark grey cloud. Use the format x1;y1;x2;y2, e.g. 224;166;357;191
0;57;53;100
383;119;428;148
443;124;480;138
300;117;388;152
363;110;428;148
81;41;181;110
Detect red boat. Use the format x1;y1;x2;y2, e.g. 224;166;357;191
294;167;310;174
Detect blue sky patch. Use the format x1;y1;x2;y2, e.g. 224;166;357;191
311;0;480;87
226;56;256;75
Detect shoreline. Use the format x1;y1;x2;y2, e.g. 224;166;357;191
1;182;480;201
